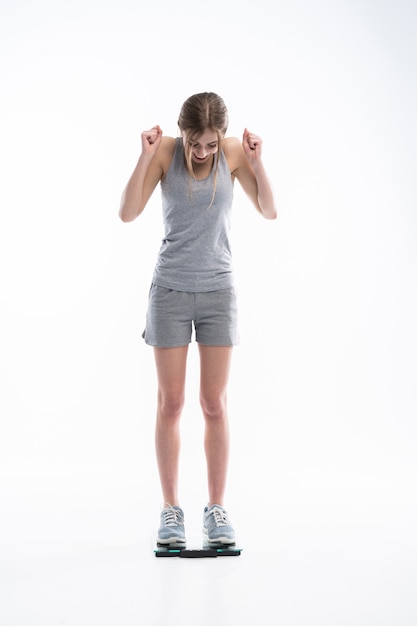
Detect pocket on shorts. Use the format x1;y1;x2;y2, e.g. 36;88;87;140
142;283;155;340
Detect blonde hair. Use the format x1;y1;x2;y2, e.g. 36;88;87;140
178;92;229;206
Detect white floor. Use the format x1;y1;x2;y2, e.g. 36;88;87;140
2;468;416;626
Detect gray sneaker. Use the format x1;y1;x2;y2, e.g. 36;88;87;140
157;505;186;545
203;504;236;545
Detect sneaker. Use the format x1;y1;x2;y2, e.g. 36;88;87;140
203;504;235;545
157;505;186;545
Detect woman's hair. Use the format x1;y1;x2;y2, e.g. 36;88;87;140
178;92;229;205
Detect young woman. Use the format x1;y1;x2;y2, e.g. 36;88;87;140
119;92;276;546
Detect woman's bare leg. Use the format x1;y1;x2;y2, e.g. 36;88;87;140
198;345;233;506
153;346;188;507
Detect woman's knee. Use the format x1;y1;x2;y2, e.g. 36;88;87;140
200;393;227;421
157;389;185;421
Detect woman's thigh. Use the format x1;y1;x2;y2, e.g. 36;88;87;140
153;346;189;401
198;345;233;404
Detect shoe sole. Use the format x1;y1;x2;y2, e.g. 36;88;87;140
202;529;235;545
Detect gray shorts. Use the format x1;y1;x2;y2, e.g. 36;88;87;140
142;283;239;348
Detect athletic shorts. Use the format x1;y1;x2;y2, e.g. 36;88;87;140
142;283;239;348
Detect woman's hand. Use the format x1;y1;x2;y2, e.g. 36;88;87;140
141;125;163;156
242;128;262;162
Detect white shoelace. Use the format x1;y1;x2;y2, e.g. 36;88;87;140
162;506;182;527
210;507;230;527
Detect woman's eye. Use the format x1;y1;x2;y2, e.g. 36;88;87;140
188;141;217;149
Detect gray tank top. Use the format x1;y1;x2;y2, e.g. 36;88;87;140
152;137;235;292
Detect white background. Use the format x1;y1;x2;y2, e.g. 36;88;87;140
1;0;416;624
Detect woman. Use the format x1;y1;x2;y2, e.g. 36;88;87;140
119;92;276;546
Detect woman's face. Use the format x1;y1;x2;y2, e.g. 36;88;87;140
183;130;219;165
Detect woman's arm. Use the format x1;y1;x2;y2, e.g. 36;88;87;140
119;125;167;222
226;130;277;220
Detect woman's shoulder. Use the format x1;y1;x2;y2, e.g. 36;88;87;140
223;136;241;151
159;136;178;176
160;135;177;154
223;136;244;173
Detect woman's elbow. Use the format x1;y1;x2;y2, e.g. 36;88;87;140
259;205;277;220
119;209;134;223
119;201;140;222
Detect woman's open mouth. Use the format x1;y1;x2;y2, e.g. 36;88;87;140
192;153;209;162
